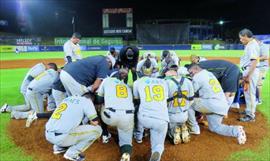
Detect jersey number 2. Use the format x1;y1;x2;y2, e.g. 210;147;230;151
51;103;68;120
209;79;221;93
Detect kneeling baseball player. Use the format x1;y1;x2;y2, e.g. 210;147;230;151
97;68;134;161
165;64;194;144
45;94;102;161
187;64;247;144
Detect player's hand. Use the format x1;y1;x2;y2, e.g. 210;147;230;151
90;120;99;126
243;76;250;83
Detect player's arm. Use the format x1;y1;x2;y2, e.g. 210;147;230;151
64;44;73;63
84;100;99;126
92;59;110;92
96;79;106;104
245;46;259;82
133;81;140;106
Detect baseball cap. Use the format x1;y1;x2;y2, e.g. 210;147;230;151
107;55;116;67
72;32;82;39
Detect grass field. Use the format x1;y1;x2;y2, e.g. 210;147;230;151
0;50;243;60
0;50;269;161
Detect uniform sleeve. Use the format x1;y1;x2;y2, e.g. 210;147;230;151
64;42;73;57
261;44;270;57
187;80;194;97
133;81;140;99
97;79;106;97
247;44;259;60
30;63;46;77
151;59;158;68
96;58;109;79
136;60;144;71
83;99;98;121
192;79;200;93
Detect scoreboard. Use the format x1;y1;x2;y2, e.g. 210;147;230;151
102;8;133;35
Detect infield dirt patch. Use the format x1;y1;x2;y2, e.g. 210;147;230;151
8;107;268;161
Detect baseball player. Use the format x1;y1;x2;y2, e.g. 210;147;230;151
117;46;139;83
160;50;179;76
187;64;247;144
190;55;207;64
60;55;115;96
137;52;159;78
0;63;55;116
63;32;82;64
165;64;194;144
198;60;241;106
238;29;260;122
256;40;269;104
133;66;169;161
45;94;102;161
97;68;134;161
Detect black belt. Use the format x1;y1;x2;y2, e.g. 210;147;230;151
242;66;259;70
28;88;33;91
47;130;62;136
107;108;134;114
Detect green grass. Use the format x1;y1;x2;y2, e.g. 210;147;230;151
0;51;269;161
0;68;33;161
0;50;243;60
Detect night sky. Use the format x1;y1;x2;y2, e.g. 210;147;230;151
0;0;269;37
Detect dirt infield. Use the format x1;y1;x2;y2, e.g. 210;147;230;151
0;57;240;69
8;107;268;161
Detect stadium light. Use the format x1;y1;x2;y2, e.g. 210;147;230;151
219;20;224;25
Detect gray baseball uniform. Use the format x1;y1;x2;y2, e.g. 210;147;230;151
240;39;260;118
165;76;194;137
63;40;82;63
258;42;269;86
136;58;159;77
45;96;102;159
133;77;169;161
97;77;134;152
188;69;244;138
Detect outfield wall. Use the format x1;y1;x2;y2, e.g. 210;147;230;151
0;44;246;53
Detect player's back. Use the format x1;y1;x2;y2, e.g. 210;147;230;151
21;63;46;93
193;70;226;101
99;77;134;110
133;77;169;121
28;69;58;93
165;76;194;113
46;96;95;134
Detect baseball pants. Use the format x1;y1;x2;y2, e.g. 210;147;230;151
101;108;134;147
60;70;89;96
137;114;168;161
46;125;102;158
243;68;259;118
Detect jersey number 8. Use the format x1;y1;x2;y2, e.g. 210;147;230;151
116;85;128;98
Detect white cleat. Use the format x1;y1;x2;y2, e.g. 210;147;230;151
120;153;130;161
173;127;181;145
102;133;111;144
25;111;37;128
181;124;191;143
0;103;8;113
237;126;247;145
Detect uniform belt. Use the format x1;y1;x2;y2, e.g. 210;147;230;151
241;66;259;70
107;108;134;114
28;87;33;91
46;130;62;136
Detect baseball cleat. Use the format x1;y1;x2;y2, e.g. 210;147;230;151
181;124;191;143
135;138;143;144
25;111;38;128
150;152;160;161
237;126;247;145
102;133;111;144
53;145;67;155
239;115;255;122
173;127;181;145
64;153;85;161
120;153;130;161
0;103;8;113
231;103;240;109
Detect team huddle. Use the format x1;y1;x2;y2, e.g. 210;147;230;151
1;29;269;161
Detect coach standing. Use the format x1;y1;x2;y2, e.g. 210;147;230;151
63;32;82;63
117;46;139;83
238;29;260;122
60;55;115;96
